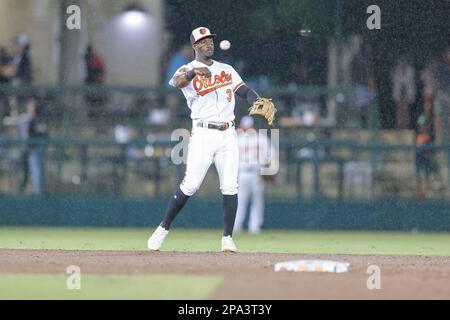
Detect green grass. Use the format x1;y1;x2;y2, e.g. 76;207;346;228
0;274;222;300
1;228;450;299
1;227;450;256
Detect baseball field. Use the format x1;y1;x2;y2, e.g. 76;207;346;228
1;227;450;299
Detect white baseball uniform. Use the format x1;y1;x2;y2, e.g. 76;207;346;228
169;60;246;196
234;129;275;234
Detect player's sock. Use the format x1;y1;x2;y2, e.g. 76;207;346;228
223;194;238;237
160;187;190;230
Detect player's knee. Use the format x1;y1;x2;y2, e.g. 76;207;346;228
221;185;238;196
180;182;199;196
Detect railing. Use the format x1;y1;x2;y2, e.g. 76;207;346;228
1;85;449;200
1;138;449;200
0;84;345;134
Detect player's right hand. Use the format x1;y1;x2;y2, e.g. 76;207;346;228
194;67;211;78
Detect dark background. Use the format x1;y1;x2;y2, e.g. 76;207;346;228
165;0;450;128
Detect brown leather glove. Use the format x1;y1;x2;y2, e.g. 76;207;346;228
248;98;277;126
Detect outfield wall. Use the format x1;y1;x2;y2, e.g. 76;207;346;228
1;196;449;231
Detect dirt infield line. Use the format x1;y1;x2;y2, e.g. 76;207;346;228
1;249;449;299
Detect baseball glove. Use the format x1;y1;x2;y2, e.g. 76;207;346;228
248;98;277;126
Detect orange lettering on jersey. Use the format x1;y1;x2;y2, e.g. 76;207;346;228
198;83;232;96
193;76;203;91
193;71;233;96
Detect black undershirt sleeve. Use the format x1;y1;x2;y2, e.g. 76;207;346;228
235;84;260;105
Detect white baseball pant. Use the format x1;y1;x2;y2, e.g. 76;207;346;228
180;124;239;196
234;171;265;234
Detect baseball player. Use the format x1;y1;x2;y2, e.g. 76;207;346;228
147;27;270;252
234;116;277;234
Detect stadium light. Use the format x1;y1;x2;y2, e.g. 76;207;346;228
119;3;149;29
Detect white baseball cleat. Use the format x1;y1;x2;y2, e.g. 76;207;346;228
147;226;169;251
221;236;237;253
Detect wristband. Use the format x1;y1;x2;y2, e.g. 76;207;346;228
185;69;196;81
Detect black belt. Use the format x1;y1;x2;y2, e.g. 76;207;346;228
197;121;235;131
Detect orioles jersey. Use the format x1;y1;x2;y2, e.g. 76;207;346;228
169;60;245;123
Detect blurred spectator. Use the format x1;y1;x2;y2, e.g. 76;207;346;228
147;108;170;126
84;45;107;118
415;114;439;199
84;45;106;84
391;56;416;129
9;33;33;116
433;46;450;144
350;42;375;129
297;132;326;160
10;33;32;87
435;47;450;90
164;45;194;114
416;51;448;198
18;99;48;194
291;99;319;127
0;47;14;80
165;44;193;89
0;47;14;117
114;124;132;144
114;124;142;160
420;58;439;141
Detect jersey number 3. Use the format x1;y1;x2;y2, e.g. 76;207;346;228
226;89;232;102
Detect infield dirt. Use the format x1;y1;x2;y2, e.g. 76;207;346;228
1;249;449;299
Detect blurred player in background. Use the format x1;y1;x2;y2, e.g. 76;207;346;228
234;116;277;234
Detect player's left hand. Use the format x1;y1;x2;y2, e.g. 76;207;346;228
248;97;277;126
